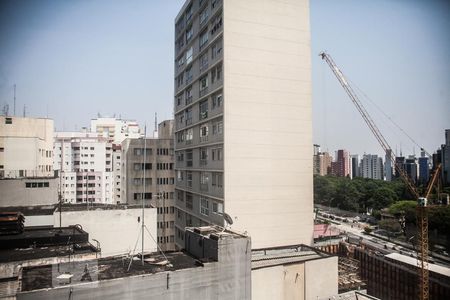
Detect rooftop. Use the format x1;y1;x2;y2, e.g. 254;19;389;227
21;251;200;292
251;244;334;270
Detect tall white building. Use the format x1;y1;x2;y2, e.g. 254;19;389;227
174;0;313;249
0;116;54;178
361;154;383;180
53;131;115;204
90;117;142;145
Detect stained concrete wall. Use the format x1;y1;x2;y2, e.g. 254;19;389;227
305;256;339;300
55;208;157;257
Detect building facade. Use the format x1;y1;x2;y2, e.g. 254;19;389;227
174;0;313;249
122;120;176;251
361;154;383;180
314;151;332;176
0;116;54;178
351;154;360;178
90;117;142;145
53;132;115;204
331;149;350;177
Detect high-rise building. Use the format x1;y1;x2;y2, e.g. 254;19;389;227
53;131;115;204
361;154;383;180
441;129;450;186
404;155;418;184
331;150;350;177
350;154;360;178
173;0;313;249
0;116;54;178
418;151;430;185
122;120;176;251
385;149;392;181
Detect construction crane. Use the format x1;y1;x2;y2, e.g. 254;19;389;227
319;51;443;300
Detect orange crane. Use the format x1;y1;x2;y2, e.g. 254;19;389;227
320;51;442;300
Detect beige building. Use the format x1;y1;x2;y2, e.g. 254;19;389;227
174;0;313;249
0;116;54;178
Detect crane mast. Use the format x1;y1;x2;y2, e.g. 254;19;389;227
319;52;433;300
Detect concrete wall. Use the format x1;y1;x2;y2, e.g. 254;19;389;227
252;256;338;300
55;208;157;257
223;0;313;248
0;177;58;207
305;256;339;300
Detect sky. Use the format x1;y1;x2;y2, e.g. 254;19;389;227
0;0;449;158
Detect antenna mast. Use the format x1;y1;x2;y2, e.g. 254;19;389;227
13;84;16;116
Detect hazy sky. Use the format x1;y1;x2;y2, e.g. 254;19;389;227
1;0;449;157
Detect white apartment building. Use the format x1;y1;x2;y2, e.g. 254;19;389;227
0;116;54;178
174;0;313;249
53;131;115;204
361;154;384;180
90;117;142;145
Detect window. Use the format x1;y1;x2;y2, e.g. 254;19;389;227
185;26;193;43
212;147;223;161
200;197;209;216
186;150;193;167
200;172;209;191
212;93;223;109
177;191;184;202
185;108;193;125
133;178;142;185
185;47;193;64
134;148;142;156
212;202;223;214
199;30;208;49
199;8;209;25
200;148;208;165
185;86;193;105
199;75;208;91
177;152;184;162
177;55;184;68
185;128;193;143
212;121;223;135
210;15;222;35
211;63;222;84
177;73;184;88
199;53;208;72
200;124;209;142
177;170;184;181
185;65;193;84
199;100;208;119
186;193;193;210
211;40;222;60
212;172;223;187
186;171;193;187
176;95;183;106
5;118;12;124
0;147;4;152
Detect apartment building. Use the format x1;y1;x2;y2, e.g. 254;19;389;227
361;154;383;180
122;120;176;251
53;132;115;204
174;0;313;249
90;117;142;145
0;116;54;178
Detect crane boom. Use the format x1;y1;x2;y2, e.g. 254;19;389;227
319;52;437;300
319;52;419;198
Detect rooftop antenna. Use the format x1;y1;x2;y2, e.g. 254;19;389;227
23;105;26;117
13;84;16;116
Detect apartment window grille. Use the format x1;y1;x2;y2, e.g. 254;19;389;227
185;86;193;105
186;150;193;167
200;172;209;191
185;108;193;125
199;53;208;72
199;8;209;25
200;148;208;165
185;26;193;43
212;93;223;109
186;193;193;210
210;15;222;36
185;66;193;84
213;202;223;214
185;128;193;144
199;75;208;97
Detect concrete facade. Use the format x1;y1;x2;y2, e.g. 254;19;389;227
0;116;54;178
53;132;115;204
122;122;175;251
0;177;58;207
174;0;313;249
361;154;383;180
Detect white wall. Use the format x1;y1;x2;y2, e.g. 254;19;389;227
305;257;339;299
223;0;313;248
55;208;157;257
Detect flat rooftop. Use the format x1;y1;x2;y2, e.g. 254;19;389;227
385;253;450;277
21;251;200;292
251;244;333;270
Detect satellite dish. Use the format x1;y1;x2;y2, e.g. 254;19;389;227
222;212;233;226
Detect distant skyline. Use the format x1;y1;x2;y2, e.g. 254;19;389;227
1;0;449;157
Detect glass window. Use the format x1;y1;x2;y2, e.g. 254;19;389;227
200;197;209;216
